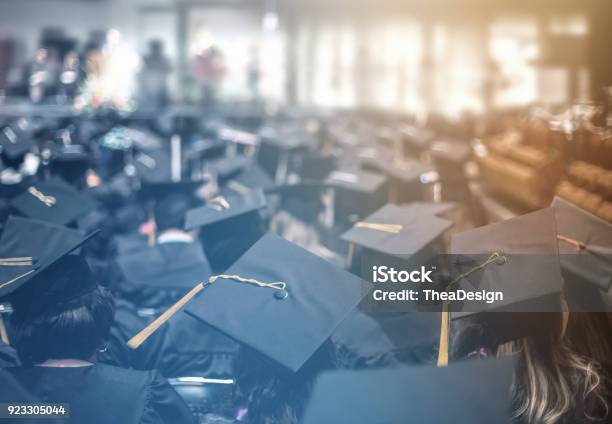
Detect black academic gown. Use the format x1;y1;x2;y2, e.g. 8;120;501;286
0;341;18;368
103;302;239;379
113;241;213;309
0;364;195;424
332;309;441;368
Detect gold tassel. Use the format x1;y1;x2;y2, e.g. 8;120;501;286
437;301;449;367
557;234;610;256
127;273;289;349
0;315;9;345
210;196;230;210
148;211;156;247
346;243;355;269
0;257;33;266
208;274;286;291
353;222;403;234
128;282;206;349
28;186;56;207
436;252;505;367
227;180;250;195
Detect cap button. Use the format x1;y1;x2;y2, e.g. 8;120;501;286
274;289;289;300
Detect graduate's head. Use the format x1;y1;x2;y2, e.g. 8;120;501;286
10;255;115;365
234;341;338;424
495;312;612;424
153;192;192;233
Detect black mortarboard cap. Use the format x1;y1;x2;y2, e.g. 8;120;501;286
0;215;98;299
184;233;371;372
49;144;94;184
341;203;453;257
0;124;34;161
399;124;435;154
302;357;514;424
430;139;472;164
446;208;564;353
206;155;253;182
221;162;275;196
117;242;212;291
185;189;267;231
50;143;92;164
405;201;457;216
217;127;259;147
552;196;612;292
384;158;431;184
132;149;172;184
9;177;98;225
325;169;386;194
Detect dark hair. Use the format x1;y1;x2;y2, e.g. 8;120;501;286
10;286;115;366
154;193;192;233
234;341;337;424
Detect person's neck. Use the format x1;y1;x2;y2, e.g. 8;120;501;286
36;358;94;368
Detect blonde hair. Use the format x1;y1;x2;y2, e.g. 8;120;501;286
498;313;611;424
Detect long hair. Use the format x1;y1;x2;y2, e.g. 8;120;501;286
234;341;338;424
498;313;612;424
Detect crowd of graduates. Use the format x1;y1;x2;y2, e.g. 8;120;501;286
0;103;610;424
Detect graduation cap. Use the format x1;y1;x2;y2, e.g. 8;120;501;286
184;138;226;162
399;124;435;156
185;189;266;231
9;177;98;225
302;357;514;424
50;143;92;163
217;127;259;147
0;215;99;300
132;148;207;201
551;197;612;309
132;149;172;184
184;189;268;272
438;208;564;366
49;144;93;184
405;201;457;217
116;242;212;292
128;234;371;372
221;162;275;196
0;125;34;161
341;203;453;257
430;139;472;164
206;155;253;183
141;179;206;205
325;169;388;223
326;169;386;194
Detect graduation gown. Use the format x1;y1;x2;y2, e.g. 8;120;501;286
332;309;441;368
0;364;195;424
114;241;213;309
103;302;239;379
0;341;18;368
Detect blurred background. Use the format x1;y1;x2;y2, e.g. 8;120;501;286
1;0;610;112
1;0;612;226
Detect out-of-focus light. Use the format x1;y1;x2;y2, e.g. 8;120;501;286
76;34;140;112
191;28;214;56
262;12;279;32
474;142;488;157
420;171;439;184
549;15;588;37
107;28;121;45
